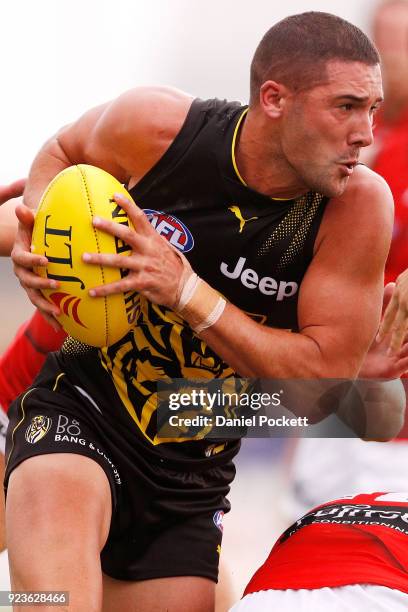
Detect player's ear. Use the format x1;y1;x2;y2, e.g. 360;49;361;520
259;81;290;119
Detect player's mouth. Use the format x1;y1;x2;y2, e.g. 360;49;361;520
338;160;358;176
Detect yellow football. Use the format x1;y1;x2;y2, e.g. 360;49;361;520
32;164;139;347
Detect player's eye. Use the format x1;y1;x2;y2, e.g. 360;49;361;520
370;106;380;126
340;103;353;111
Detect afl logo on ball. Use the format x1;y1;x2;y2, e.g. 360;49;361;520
144;209;194;253
25;415;52;444
213;510;225;533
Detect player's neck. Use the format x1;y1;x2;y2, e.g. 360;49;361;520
235;109;308;200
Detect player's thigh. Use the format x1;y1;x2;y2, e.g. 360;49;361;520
7;453;112;558
102;573;215;612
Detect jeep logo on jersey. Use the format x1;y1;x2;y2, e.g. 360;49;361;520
143;209;194;253
220;256;298;300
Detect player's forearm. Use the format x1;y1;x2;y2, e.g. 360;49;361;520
0;225;17;256
0;197;20;256
199;302;361;379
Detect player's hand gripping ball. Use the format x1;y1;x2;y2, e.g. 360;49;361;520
32;164;138;346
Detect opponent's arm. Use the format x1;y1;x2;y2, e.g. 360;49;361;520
0;179;25;256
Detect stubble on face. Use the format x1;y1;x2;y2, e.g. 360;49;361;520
279;61;383;198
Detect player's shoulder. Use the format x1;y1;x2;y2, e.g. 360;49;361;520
316;165;393;253
101;86;194;143
343;163;393;206
325;164;393;227
93;86;195;182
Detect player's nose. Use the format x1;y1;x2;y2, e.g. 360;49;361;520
348;116;374;148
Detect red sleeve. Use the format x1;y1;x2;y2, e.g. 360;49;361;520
0;311;66;411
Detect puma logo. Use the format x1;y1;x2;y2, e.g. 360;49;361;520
228;205;258;233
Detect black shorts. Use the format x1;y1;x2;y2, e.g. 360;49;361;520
5;354;239;582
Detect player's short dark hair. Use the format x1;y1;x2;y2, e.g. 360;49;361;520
250;11;380;105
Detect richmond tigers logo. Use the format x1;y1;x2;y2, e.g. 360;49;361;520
100;298;235;444
25;415;52;444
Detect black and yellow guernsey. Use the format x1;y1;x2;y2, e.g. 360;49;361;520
60;98;329;448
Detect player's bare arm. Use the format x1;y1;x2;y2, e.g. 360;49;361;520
0;179;25;256
88;166;392;379
201;169;392;378
11;87;193;318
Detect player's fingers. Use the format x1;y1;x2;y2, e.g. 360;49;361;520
43;315;63;332
382;282;396;313
0;178;26;204
113;193;153;236
82;252;142;270
388;310;408;354
25;288;60;317
92;215;139;246
392;357;408;377
396;342;408;359
92;216;150;254
377;295;399;342
15;203;35;228
89;275;140;297
18;270;59;291
34;308;63;332
11;249;48;270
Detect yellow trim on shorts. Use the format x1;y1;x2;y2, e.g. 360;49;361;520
5;387;37;473
52;372;65;392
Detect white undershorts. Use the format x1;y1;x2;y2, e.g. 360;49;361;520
0;408;8;455
229;585;408;611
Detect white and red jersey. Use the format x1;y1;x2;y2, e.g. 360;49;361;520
372;108;408;286
245;492;408;596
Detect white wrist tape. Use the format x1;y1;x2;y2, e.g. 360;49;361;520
177;273;201;311
194;296;226;334
176;272;226;333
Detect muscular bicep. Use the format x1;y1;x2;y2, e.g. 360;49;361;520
298;248;383;375
57;87;193;185
298;173;393;376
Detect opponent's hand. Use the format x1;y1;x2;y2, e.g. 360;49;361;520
11;203;62;330
84;193;193;308
0;178;26;204
377;270;408;354
360;283;408;378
